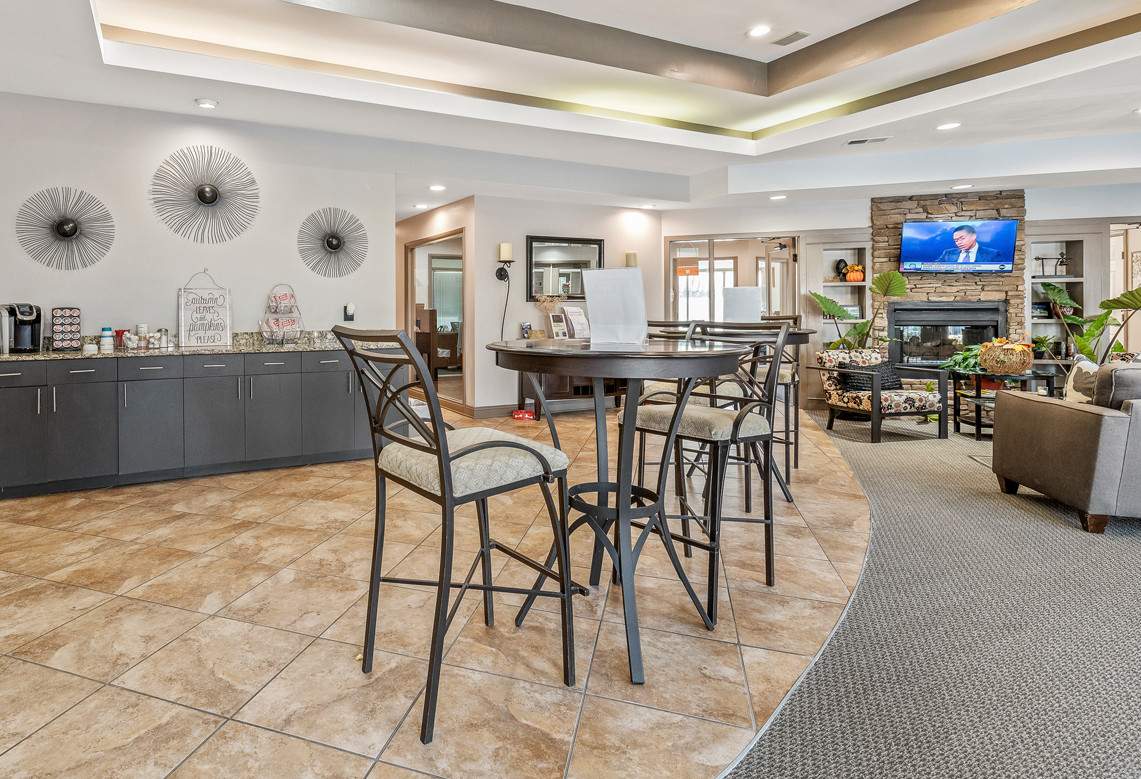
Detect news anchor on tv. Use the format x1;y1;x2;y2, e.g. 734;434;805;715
938;224;1002;264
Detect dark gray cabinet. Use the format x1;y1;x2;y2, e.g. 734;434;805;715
354;372;380;451
45;382;118;482
0;386;46;487
185;375;245;468
118;379;184;474
302;370;356;455
245;373;302;461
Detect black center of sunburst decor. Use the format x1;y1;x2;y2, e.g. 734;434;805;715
196;184;220;206
54;218;79;239
324;234;343;252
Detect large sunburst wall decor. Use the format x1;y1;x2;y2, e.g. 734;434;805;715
150;145;259;243
15;186;115;271
297;207;368;278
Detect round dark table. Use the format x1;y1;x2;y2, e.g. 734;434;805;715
488;337;748;683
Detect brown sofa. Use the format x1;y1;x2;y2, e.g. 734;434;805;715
992;362;1141;533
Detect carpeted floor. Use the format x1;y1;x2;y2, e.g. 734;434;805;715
728;414;1141;778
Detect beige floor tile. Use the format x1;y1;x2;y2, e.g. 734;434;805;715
322;585;478;659
741;645;810;726
220;569;367;635
208;523;333;566
567;696;752;779
289;532;415;582
728;554;850;603
0;686;220;777
388;544;507;583
587;622;752;727
0;579;111;652
811;528;870;568
267;498;370;532
10;495;124;529
202;492;304;523
127;554;279;614
382;665;581;778
834;561;862;590
237;639;425;757
15;597;205;681
155;484;250;515
369;761;431;778
0;569;34;596
342;509;439;546
0;528;125;577
314;481;377;513
603;574;738;643
257;473;347;499
173;721;373;778
447;598;597;688
71;504;187;541
493;559;609;621
0;656;102;752
136;514;258;553
731;590;843;655
44;542;194;594
114;616;311;715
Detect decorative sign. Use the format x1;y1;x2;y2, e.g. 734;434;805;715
178;270;232;348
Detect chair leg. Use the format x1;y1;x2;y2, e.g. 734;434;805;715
938;402;949;439
361;475;387;673
637;432;646;488
475;498;494;627
996;475;1019;495
826;408;837;430
673;438;693;559
870;407;883;444
542;477;576;687
792;380;801;470
742;443;752;514
1080;512;1109;534
706;445;730;623
762;439;775;587
420;504;455;744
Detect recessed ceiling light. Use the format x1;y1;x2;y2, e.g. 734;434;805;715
413;203;429;209
429;184;446;192
951;184;973;190
770;194;788;201
747;24;771;38
936;122;962;131
641;204;655;209
1134;108;1141;115
194;98;218;110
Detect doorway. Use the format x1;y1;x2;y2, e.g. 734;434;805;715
668;236;797;321
405;230;465;403
1110;222;1140;351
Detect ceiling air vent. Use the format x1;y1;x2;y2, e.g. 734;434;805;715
772;31;810;46
846;137;890;146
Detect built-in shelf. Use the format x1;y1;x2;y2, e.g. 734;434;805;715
1034;358;1074;365
822;281;869;287
1030;276;1084;283
1031;318;1064;324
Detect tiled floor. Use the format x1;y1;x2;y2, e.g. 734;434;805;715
0;407;869;778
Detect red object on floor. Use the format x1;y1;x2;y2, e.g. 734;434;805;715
512;409;537;420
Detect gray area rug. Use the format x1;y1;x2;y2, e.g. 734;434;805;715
729;414;1141;779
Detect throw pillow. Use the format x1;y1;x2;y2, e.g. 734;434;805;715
838;362;903;392
1063;359;1098;403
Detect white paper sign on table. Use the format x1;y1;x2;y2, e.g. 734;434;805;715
722;286;765;323
582;268;647;344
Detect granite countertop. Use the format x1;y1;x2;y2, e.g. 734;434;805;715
0;331;344;362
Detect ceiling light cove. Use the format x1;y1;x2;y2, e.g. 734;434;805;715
194;98;218;110
413;203;429;210
936;122;962;131
640;204;655;209
951;184;973;190
769;194;788;201
429;184;446;192
747;25;772;39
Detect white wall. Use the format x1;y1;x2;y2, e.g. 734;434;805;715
472;197;663;407
0;93;396;336
661;199;869;237
1025;184;1141;221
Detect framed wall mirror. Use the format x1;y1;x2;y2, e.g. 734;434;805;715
526;236;604;301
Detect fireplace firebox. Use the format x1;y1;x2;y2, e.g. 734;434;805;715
887;301;1007;366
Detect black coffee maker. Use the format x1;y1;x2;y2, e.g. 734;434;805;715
1;304;43;354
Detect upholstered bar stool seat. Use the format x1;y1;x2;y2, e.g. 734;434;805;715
636;404;770;442
378;427;569;498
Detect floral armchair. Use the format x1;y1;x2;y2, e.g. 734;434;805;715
811;349;948;443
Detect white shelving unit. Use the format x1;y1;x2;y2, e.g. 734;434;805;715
1027;239;1086;361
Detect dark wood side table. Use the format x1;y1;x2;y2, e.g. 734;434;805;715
952;370;1058;440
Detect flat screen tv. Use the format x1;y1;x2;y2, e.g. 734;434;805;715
899;219;1017;273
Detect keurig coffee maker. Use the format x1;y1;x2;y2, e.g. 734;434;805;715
1;304;43;354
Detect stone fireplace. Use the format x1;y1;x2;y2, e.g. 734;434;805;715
887;301;1007;366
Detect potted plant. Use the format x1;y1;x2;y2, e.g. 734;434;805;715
1031;334;1054;359
810;270;908;349
1041;283;1141;364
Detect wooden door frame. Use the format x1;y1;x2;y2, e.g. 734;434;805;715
403;228;467;409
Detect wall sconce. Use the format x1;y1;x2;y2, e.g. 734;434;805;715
625;251;638;267
495;241;513;281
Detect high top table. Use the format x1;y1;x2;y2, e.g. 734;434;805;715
488;338;748;683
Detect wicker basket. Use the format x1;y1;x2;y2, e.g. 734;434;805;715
978;339;1033;374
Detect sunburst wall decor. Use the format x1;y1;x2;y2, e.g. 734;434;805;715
150;145;259;243
15;186;115;271
297;207;368;278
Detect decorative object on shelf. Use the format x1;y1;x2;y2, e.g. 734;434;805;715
834;258;849;278
178;268;232;348
844;264;866;282
810;270;907;349
16;186;115;270
1033;252;1067;277
548;312;569;339
624;251;638;268
978;338;1034;375
297;206;368;277
520;321;532;339
1030;301;1052;320
259;283;304;345
1031;334;1055;359
150;145;259;243
562;304;590;338
534;294;566;316
49;307;82;351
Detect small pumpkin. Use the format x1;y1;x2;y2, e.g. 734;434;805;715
844;264;865;282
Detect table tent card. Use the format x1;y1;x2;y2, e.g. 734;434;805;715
722;286;765;323
582;267;647;344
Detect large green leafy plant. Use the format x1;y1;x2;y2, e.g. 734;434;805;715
810;270;908;350
1041;282;1141;363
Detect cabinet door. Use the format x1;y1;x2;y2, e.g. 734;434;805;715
302;371;355;455
185;376;246;468
0;386;47;487
245;373;302;461
45;382;118;482
118;379;184;474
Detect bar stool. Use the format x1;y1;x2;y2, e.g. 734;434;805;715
334;327;584;744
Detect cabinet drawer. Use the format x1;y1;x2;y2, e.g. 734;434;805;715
302;351;350;373
244;353;301;375
183;355;243;377
45;359;118;384
0;361;46;388
117;356;184;381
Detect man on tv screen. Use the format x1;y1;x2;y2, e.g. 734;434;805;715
938;224;1002;264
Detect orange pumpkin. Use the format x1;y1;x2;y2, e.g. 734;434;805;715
845;265;865;282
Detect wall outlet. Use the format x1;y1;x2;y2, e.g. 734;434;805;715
343;303;355;322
